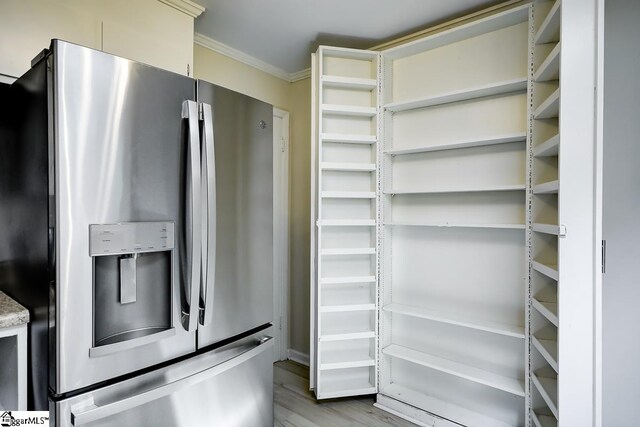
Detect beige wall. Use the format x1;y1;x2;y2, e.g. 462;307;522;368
194;44;312;356
0;0;194;78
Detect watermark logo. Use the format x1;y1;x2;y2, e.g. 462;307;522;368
0;412;49;426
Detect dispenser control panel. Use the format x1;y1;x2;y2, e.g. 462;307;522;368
89;221;175;256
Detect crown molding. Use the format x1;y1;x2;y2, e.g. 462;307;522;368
158;0;205;18
194;32;311;83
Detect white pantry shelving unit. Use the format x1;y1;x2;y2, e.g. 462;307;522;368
311;0;597;425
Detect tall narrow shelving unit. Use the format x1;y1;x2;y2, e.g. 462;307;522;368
311;46;380;399
529;1;561;426
376;6;530;427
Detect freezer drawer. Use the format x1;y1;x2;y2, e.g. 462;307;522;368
51;334;273;427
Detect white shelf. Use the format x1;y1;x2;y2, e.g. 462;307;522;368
382;344;525;397
321;248;376;256
532;299;559;327
533;180;559;194
532;260;559;281
320;303;376;313
532;336;559;373
322;104;377;117
534;43;561;82
321;191;376;199
385;133;527;156
531;373;559;419
321;162;376;172
317;219;376;227
535;0;561;45
385;222;525;230
320;45;378;60
320;359;375;371
532;411;558;427
320;276;376;285
384;303;525;339
381;383;515;427
320;133;377;144
385;78;527;113
320;330;376;342
322;75;377;90
385;184;525;195
534;88;560;119
532;223;560;235
533;134;560;157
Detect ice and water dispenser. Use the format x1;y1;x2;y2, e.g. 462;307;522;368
88;222;175;357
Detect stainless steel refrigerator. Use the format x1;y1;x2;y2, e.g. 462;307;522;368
0;40;274;426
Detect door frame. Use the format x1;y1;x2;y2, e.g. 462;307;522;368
273;107;290;362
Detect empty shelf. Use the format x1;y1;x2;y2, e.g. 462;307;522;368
383;344;525;397
385;133;527;156
318;378;376;399
534;43;561;82
317;219;376;227
320;330;376;342
320;303;376;313
385;78;527;113
532;373;559;419
532;260;559;281
320;276;376;285
384;303;525;339
322;104;377;117
535;0;561;45
533;134;560;157
385;222;525;230
321;191;376;199
321;162;376;172
321;248;376;256
532;336;559;373
321;46;378;60
532;223;560;235
533;299;559;327
321;133;377;144
533;180;559;194
381;383;515;427
385;184;525;195
534;88;560;119
322;75;377;90
320;358;375;370
532;412;557;427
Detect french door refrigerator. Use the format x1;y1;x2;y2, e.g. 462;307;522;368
0;40;273;426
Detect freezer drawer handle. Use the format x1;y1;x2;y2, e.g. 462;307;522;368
181;100;202;332
70;336;273;426
199;102;217;326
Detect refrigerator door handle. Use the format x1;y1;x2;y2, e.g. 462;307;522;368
69;337;273;426
181;100;202;332
199;102;216;326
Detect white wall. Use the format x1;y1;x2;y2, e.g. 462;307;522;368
0;0;194;78
602;0;640;425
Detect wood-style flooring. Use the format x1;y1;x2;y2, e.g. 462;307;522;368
274;361;416;427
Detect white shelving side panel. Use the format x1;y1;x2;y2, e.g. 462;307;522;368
383;344;525;397
531;373;559;419
385;78;527;113
384;303;525;338
385;133;526;156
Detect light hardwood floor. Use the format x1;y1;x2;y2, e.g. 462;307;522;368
274;361;416;427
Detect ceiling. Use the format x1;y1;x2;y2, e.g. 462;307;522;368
194;0;506;75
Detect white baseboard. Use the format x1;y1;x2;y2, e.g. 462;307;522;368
287;349;310;366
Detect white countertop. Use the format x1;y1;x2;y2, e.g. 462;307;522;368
0;291;29;328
